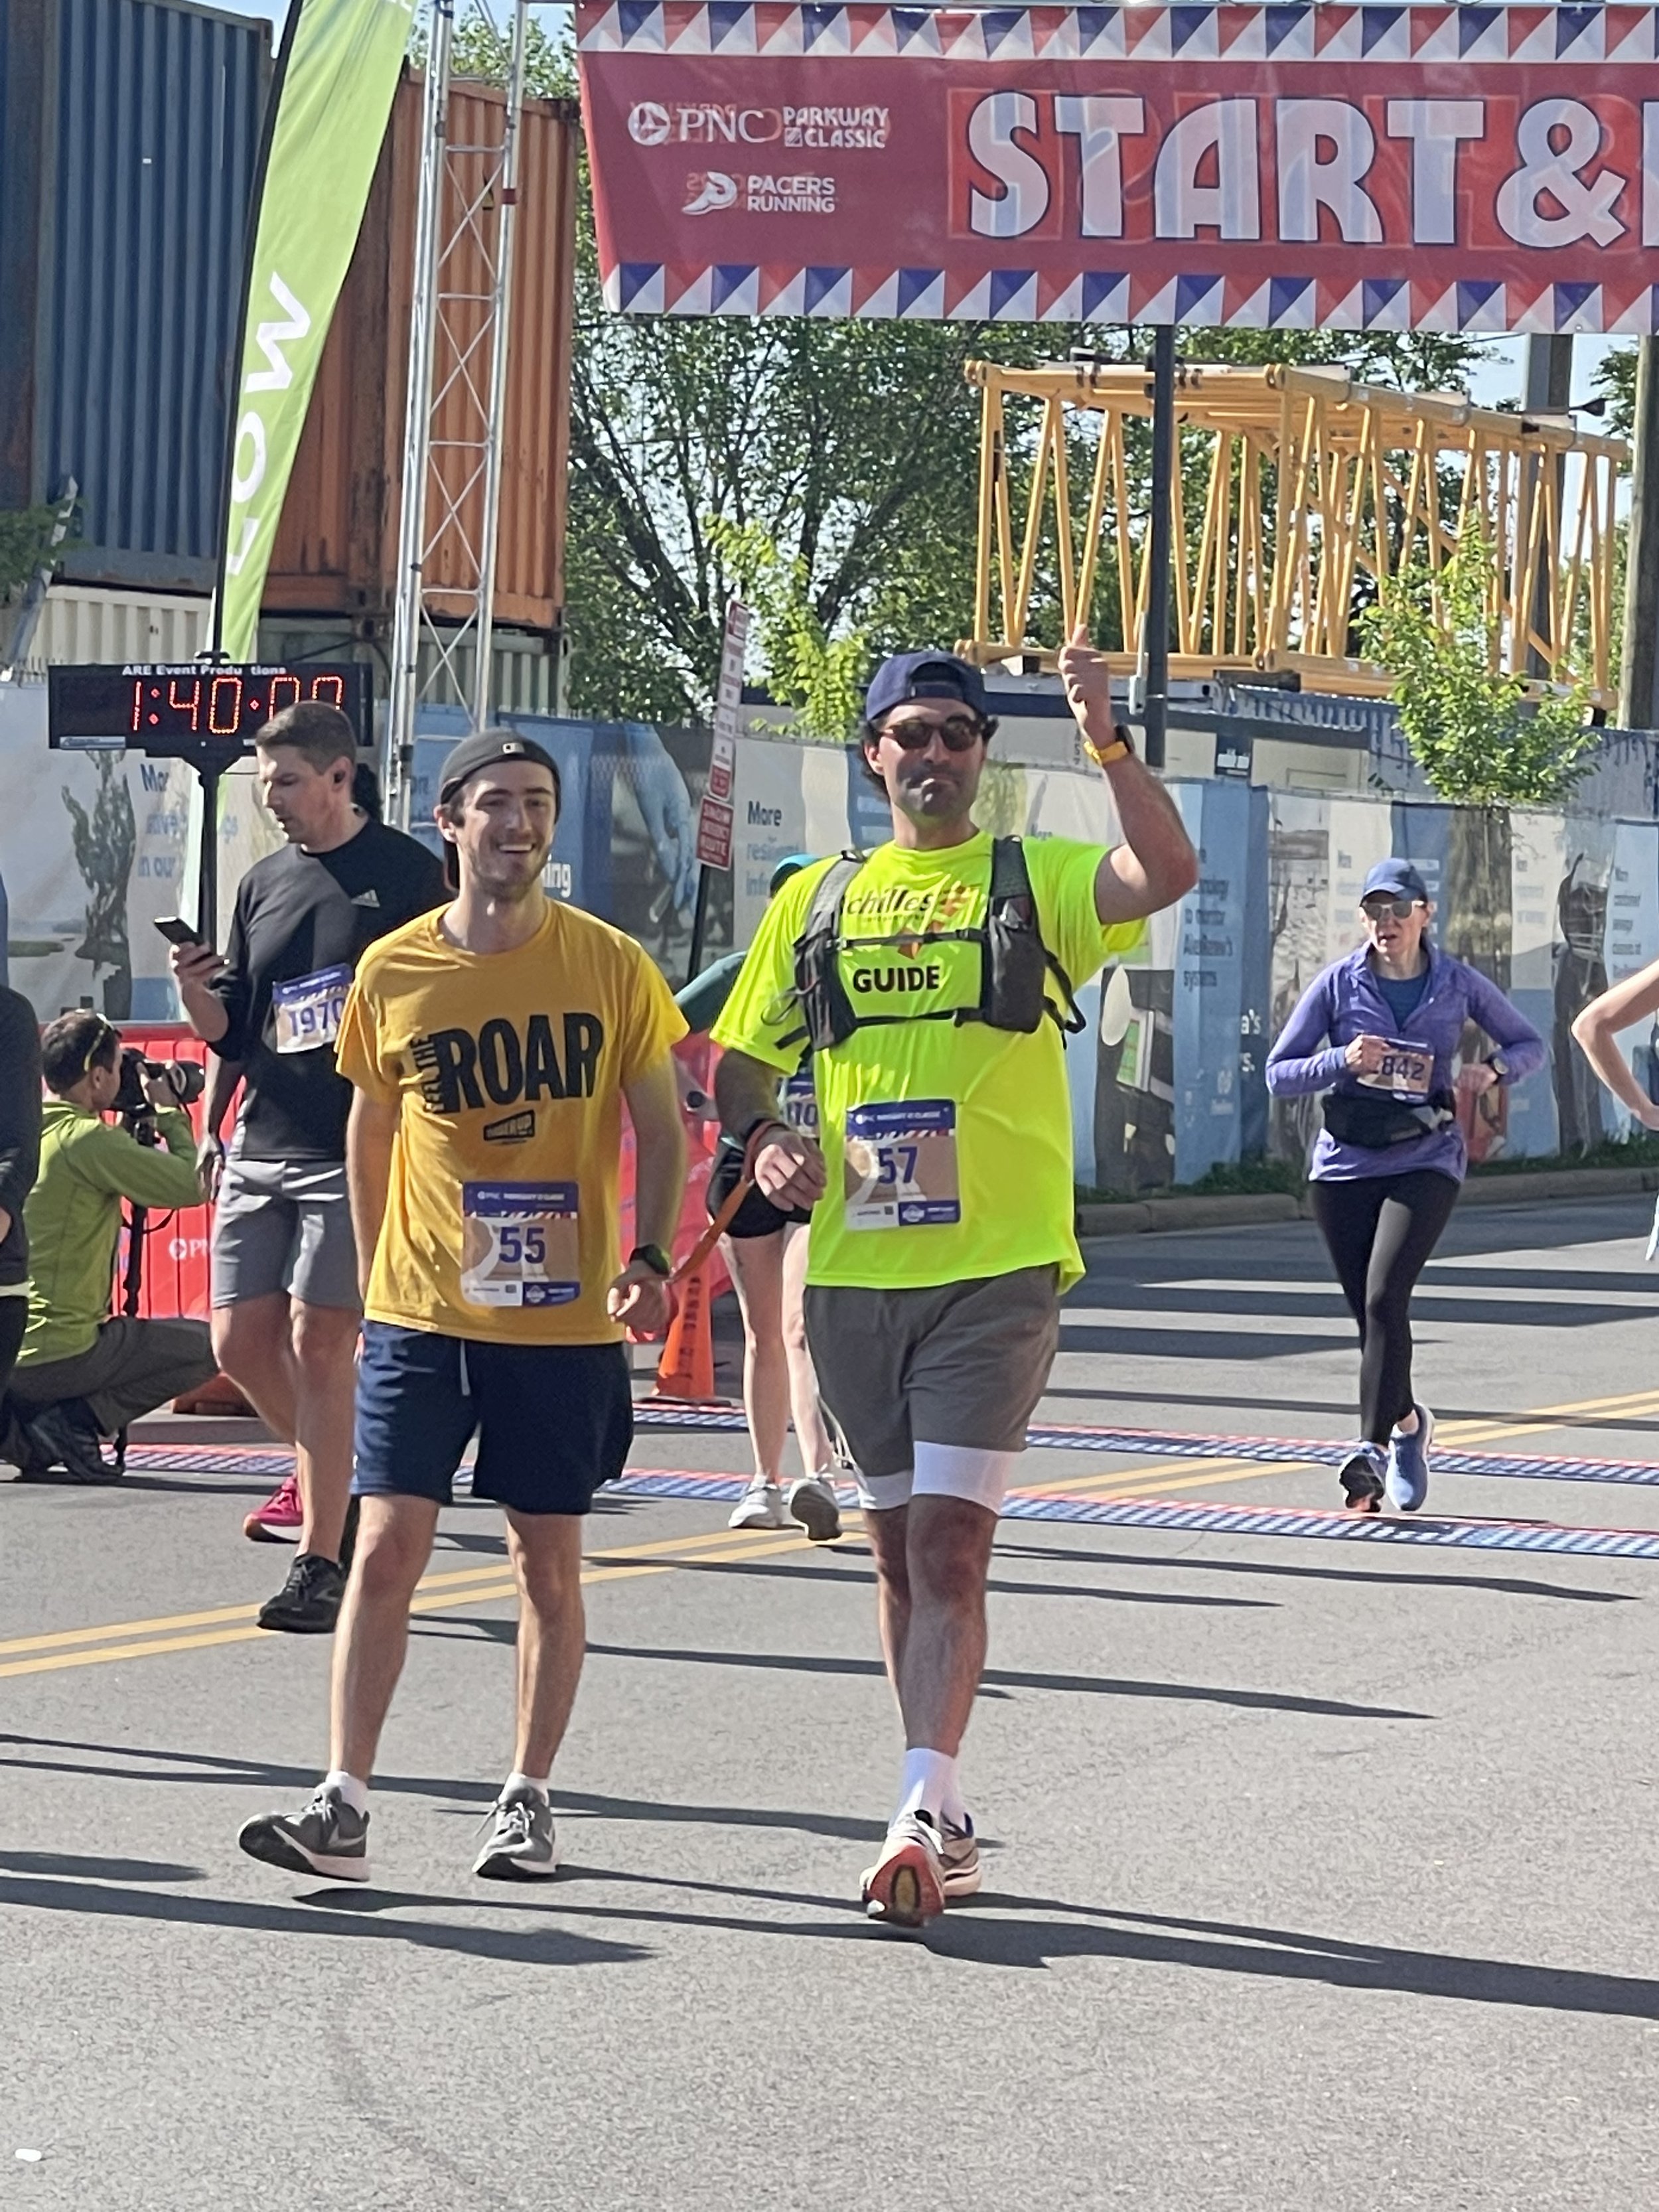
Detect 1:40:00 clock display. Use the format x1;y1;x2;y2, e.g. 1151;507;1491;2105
47;663;370;756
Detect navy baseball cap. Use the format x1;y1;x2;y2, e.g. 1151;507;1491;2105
864;651;989;725
1362;858;1430;904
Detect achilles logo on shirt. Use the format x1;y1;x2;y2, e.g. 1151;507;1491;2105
484;1110;536;1143
412;1013;605;1113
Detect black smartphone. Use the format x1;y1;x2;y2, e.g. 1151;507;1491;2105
153;916;204;947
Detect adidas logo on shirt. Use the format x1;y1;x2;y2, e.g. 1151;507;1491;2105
351;889;382;909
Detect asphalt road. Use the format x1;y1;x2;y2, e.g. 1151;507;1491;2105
4;1195;1659;2210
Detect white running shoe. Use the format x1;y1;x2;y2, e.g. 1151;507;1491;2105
786;1473;842;1544
939;1813;981;1901
728;1481;787;1531
861;1811;947;1928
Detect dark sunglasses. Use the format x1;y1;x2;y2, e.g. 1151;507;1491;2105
879;714;984;753
1362;895;1422;921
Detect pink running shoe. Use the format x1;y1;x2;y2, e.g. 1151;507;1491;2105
244;1473;303;1544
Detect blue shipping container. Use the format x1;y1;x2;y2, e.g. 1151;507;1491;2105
1;0;269;589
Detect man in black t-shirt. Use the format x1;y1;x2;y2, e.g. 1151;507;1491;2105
173;702;445;1633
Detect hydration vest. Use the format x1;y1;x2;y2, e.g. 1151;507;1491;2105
788;836;1086;1053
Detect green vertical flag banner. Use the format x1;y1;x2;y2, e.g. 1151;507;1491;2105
216;0;412;659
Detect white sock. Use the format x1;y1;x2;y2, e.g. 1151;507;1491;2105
939;1768;969;1829
506;1769;550;1801
323;1769;368;1815
895;1746;957;1826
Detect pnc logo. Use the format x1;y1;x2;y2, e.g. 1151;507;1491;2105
684;171;739;216
628;100;782;146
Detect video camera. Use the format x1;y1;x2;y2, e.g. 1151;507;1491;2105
112;1047;205;1122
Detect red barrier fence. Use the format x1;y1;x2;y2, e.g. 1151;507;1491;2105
116;1025;731;1322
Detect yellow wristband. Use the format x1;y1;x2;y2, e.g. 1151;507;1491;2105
1083;734;1131;767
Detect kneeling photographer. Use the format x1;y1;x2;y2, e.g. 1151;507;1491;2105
3;1013;216;1483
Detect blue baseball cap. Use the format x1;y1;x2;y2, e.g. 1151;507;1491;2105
864;651;989;726
1362;858;1430;904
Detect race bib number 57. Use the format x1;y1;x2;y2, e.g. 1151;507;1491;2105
843;1100;960;1230
461;1181;581;1307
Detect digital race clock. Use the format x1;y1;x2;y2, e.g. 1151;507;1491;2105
47;663;372;767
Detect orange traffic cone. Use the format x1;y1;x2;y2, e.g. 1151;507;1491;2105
652;1262;716;1402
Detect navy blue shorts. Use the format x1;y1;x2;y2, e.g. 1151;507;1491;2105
352;1321;633;1516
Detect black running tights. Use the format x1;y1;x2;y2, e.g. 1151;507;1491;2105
1307;1170;1460;1445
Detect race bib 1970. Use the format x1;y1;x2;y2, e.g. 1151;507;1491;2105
843;1099;960;1230
1356;1039;1433;1100
460;1181;581;1307
271;965;352;1055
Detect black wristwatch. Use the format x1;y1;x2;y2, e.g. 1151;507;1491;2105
629;1243;672;1278
1486;1053;1510;1082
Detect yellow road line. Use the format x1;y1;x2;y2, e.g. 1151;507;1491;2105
0;1525;812;1674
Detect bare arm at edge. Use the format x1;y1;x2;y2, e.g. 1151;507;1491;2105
1056;623;1200;924
346;1090;400;1302
613;1052;687;1337
1572;954;1659;1130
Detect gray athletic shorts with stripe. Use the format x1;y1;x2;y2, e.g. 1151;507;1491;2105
210;1154;362;1313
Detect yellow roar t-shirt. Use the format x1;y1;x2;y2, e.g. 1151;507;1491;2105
336;901;687;1344
711;832;1143;1295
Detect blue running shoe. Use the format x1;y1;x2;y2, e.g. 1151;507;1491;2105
1338;1442;1388;1512
1386;1402;1434;1512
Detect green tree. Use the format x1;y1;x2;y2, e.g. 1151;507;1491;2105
705;519;869;740
0;501;77;599
1358;530;1599;807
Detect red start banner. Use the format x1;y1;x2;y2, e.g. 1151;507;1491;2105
576;3;1659;332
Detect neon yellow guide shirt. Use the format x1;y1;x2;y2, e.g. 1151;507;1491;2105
336;901;687;1344
712;832;1143;1293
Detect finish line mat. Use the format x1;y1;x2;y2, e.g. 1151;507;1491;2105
105;1446;1659;1562
633;1405;1659;1491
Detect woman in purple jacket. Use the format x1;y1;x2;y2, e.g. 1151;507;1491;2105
1265;858;1545;1513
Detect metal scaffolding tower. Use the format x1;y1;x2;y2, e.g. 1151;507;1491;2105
386;0;529;828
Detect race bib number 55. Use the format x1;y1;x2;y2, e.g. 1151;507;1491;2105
843;1100;960;1230
461;1181;581;1307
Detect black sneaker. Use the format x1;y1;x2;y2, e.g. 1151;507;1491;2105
256;1552;347;1634
1338;1445;1387;1513
238;1783;369;1881
14;1400;117;1485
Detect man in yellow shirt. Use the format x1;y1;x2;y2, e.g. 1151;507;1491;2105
713;631;1198;1926
238;729;687;1884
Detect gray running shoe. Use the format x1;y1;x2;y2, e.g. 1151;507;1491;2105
939;1812;982;1901
472;1786;559;1881
786;1474;843;1544
238;1784;369;1882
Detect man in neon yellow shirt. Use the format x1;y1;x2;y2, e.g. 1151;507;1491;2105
713;629;1198;1926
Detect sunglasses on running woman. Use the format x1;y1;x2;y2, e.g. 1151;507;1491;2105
879;714;985;753
1362;895;1425;922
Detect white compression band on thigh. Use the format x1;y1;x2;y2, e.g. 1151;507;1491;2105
912;1442;1017;1514
854;1465;914;1513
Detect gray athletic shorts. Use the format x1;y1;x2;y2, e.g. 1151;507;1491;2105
210;1154;362;1312
803;1264;1060;1486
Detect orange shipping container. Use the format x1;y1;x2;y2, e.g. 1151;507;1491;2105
266;70;577;633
